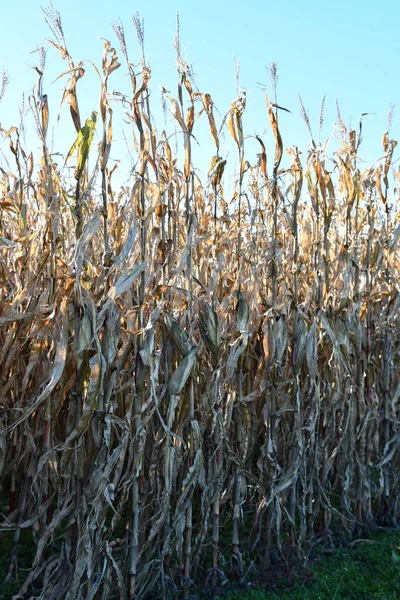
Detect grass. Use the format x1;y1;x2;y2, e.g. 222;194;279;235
0;531;35;600
215;530;400;600
1;529;399;599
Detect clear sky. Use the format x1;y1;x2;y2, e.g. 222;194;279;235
1;0;399;183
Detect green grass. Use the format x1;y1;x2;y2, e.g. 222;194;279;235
0;529;399;599
0;530;35;600
217;530;400;600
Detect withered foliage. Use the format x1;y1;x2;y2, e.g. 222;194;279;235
0;12;400;600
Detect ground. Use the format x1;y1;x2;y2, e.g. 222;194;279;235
0;528;399;599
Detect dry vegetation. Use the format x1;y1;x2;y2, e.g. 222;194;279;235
0;7;400;600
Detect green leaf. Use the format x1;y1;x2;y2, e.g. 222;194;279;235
66;110;98;180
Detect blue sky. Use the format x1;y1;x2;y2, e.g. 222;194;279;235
1;0;399;183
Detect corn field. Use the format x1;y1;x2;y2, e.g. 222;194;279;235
1;9;400;600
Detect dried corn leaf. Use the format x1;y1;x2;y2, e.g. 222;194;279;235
199;302;220;356
8;299;69;430
164;312;192;356
168;345;197;396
